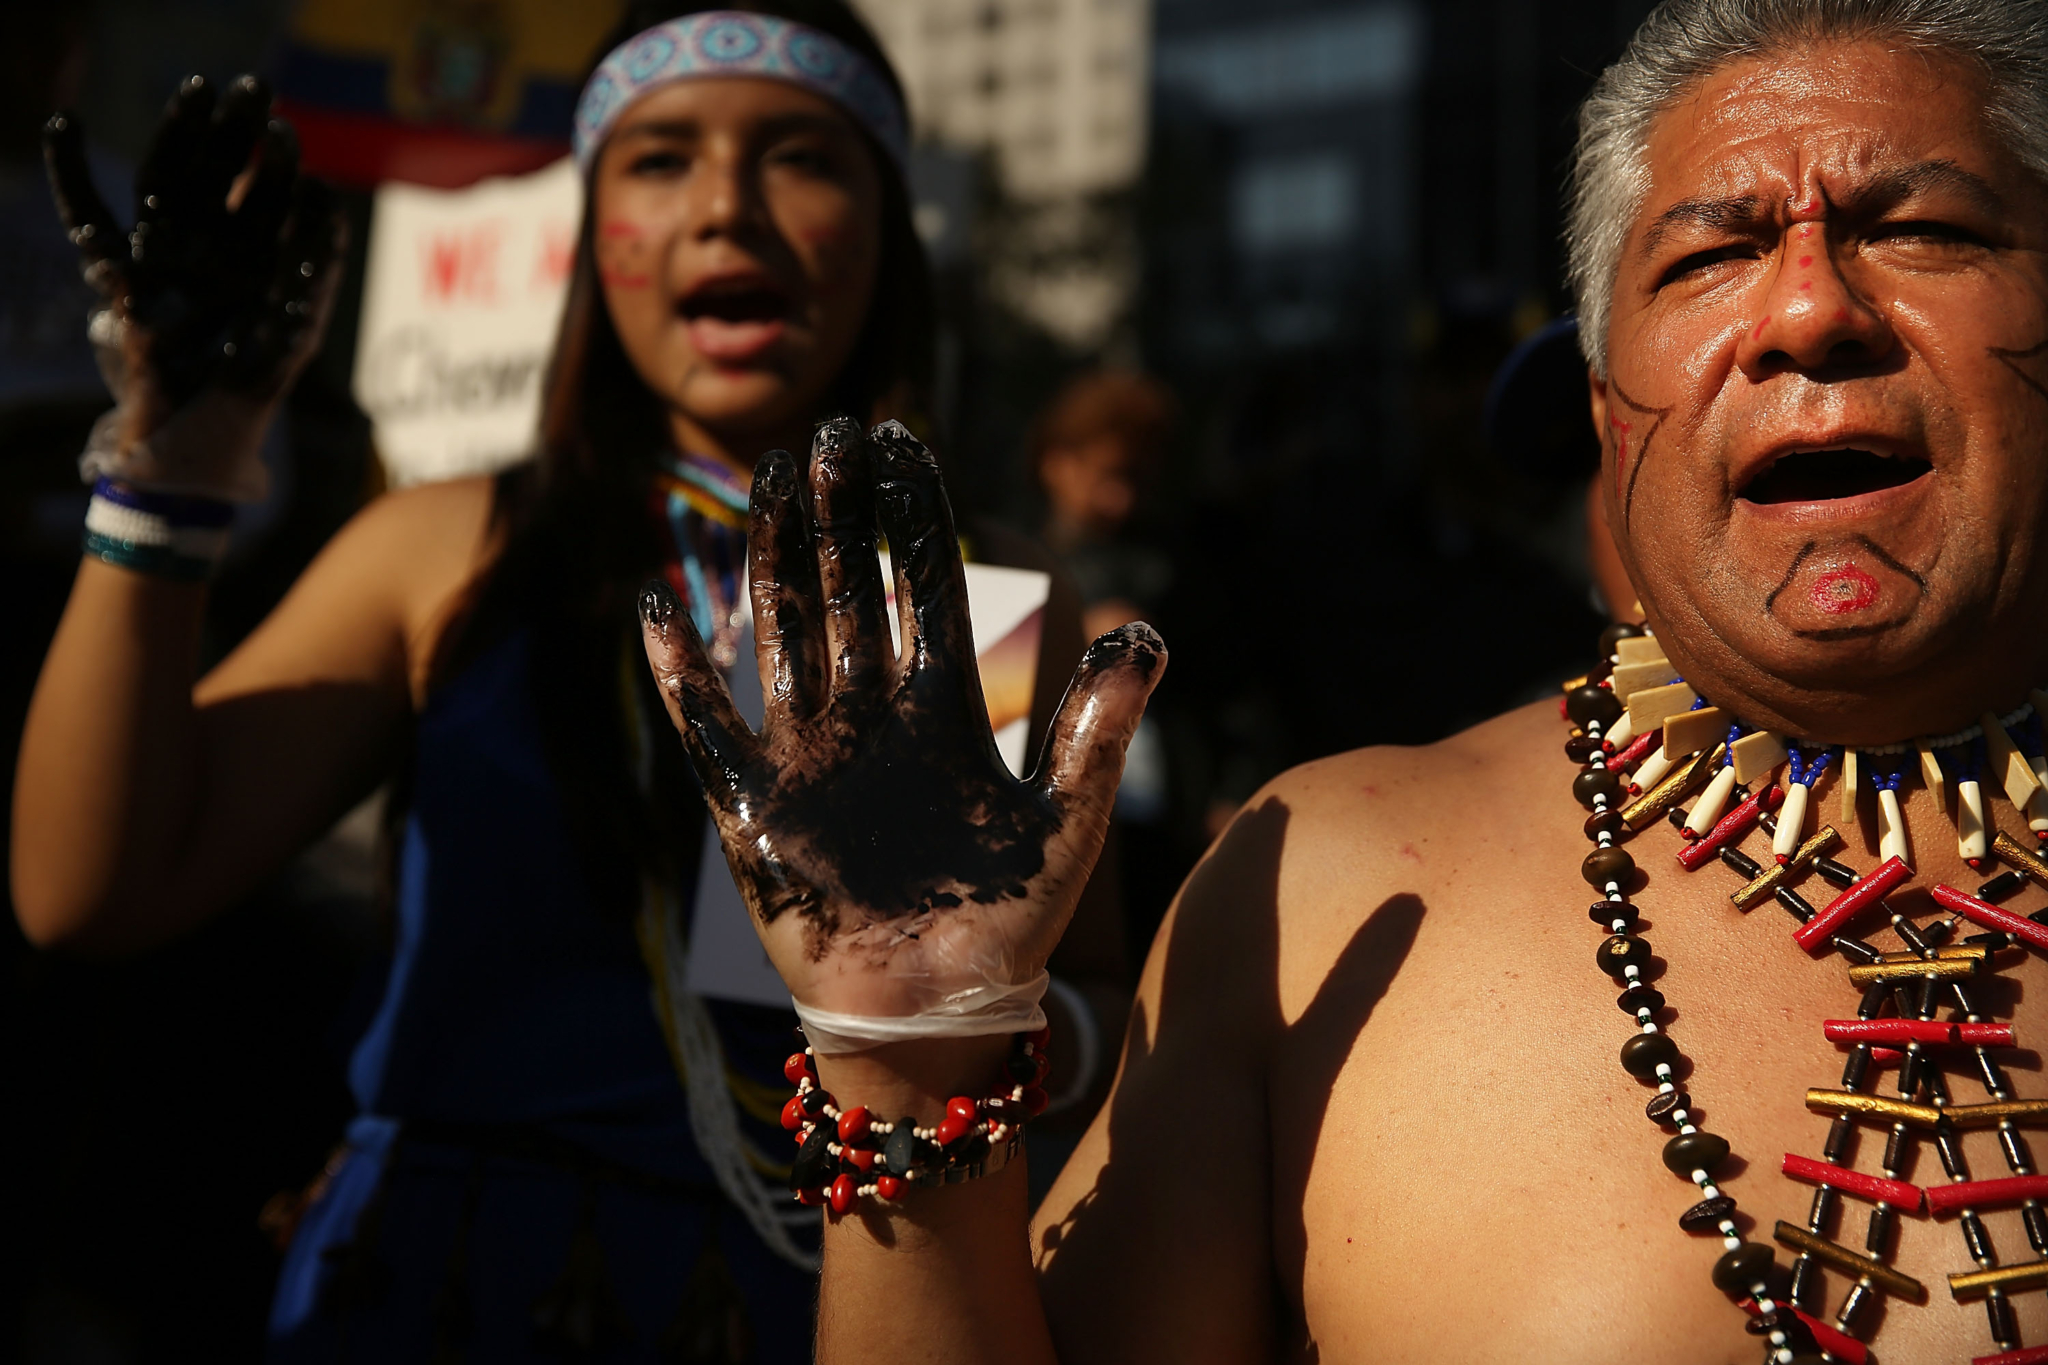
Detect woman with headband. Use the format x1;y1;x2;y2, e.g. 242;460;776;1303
14;3;1112;1359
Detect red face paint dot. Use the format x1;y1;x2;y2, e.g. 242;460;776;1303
1799;281;1812;290
1798;256;1813;268
1810;565;1880;615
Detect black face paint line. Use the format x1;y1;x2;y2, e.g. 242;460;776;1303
1605;375;1673;531
1990;338;2048;408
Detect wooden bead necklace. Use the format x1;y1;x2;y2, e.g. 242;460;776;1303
1565;625;2048;1365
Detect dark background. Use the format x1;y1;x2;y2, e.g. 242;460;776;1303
1;0;1653;1358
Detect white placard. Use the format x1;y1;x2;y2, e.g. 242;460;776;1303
353;157;582;487
685;561;1053;1007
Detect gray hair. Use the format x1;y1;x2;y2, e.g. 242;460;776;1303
1566;0;2048;374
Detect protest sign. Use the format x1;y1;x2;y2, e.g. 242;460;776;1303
354;157;581;486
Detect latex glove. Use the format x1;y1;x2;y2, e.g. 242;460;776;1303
45;74;343;502
640;419;1166;1053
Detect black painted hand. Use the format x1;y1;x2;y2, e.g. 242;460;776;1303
640;419;1166;1024
44;75;342;473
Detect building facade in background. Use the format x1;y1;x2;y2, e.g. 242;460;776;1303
1148;0;1419;362
856;0;1152;351
857;0;1150;200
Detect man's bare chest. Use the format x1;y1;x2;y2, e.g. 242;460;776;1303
1267;816;2048;1364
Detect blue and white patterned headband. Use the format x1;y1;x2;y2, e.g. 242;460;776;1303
573;11;910;174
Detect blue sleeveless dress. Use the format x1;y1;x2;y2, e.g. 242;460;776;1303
266;630;817;1363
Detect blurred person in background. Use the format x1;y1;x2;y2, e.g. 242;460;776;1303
1030;369;1179;956
11;3;1120;1361
1032;370;1175;647
1479;313;1640;621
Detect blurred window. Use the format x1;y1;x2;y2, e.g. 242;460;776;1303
1232;153;1358;254
1153;4;1419;116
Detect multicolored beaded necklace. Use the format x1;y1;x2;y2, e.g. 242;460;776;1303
653;450;751;667
1564;623;2048;1365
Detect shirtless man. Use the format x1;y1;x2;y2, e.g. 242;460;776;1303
639;2;2048;1360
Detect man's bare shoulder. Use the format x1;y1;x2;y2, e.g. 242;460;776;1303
1262;697;1558;881
1145;697;1562;1024
1254;699;1557;989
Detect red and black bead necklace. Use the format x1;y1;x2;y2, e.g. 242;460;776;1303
1566;624;2048;1365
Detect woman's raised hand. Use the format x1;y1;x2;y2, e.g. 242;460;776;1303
44;74;342;500
640;418;1165;1041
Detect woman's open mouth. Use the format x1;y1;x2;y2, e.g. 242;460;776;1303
1736;447;1933;505
679;277;792;364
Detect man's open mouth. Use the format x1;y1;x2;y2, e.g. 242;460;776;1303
1737;448;1933;504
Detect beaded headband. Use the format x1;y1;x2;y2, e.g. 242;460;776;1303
572;11;910;174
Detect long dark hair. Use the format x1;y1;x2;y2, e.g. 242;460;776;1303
418;0;935;917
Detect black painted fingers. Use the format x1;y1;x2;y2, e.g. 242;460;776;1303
869;420;981;709
639;579;762;811
43;112;124;294
192;76;273;212
44;74;337;409
1034;623;1169;815
222;175;344;394
809;418;893;694
127;77;228;328
217;116;301;269
748;447;827;727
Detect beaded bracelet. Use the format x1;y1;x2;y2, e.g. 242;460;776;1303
83;477;233;581
779;1026;1052;1214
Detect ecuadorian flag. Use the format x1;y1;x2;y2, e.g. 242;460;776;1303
274;0;625;188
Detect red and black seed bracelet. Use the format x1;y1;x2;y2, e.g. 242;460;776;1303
779;1026;1053;1214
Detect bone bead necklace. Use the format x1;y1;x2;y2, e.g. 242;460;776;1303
1566;623;2048;1365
